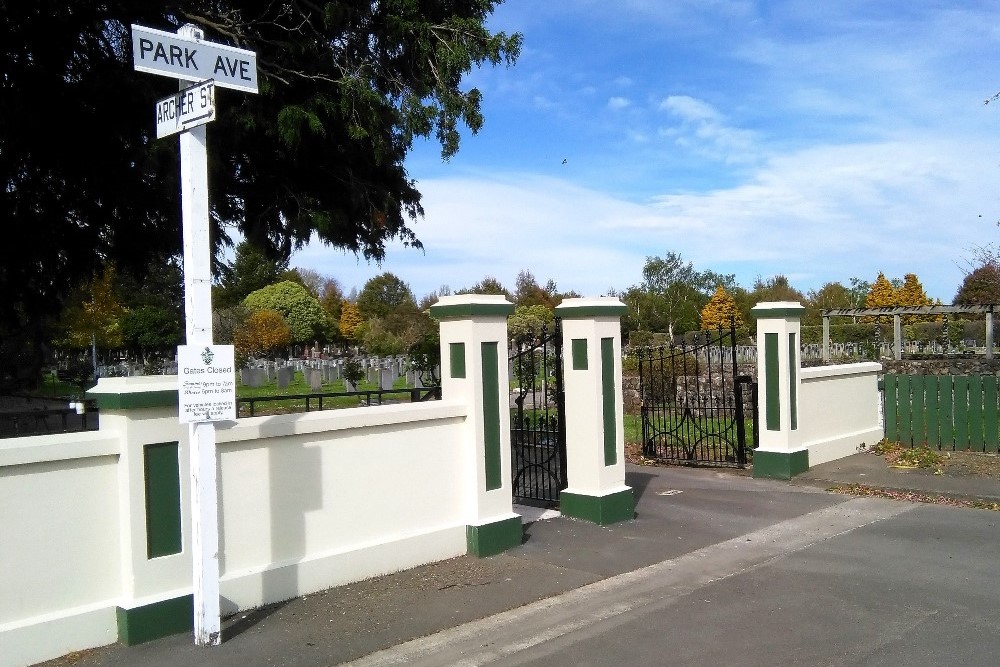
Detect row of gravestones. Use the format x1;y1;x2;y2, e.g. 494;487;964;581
239;356;435;392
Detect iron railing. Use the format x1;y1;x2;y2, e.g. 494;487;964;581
0;402;100;439
237;386;441;418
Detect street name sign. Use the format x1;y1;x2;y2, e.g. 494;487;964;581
156;79;215;139
131;24;258;93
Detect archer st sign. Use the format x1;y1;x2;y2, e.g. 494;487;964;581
131;24;258;93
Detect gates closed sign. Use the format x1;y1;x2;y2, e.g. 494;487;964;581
177;344;236;423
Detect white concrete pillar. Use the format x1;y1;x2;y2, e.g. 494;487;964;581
750;302;808;479
554;298;634;524
86;376;193;644
429;295;521;557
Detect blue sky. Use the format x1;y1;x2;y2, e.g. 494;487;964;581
293;0;1000;304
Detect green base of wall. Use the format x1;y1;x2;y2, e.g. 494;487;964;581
116;595;193;646
467;516;523;557
752;449;810;480
561;489;635;525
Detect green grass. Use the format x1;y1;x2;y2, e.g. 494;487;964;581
236;369;420;416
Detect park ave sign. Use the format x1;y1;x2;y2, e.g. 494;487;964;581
131;24;258;93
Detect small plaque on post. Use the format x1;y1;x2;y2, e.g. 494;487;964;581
178;345;236;423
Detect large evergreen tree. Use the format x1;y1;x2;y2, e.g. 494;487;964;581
0;1;521;388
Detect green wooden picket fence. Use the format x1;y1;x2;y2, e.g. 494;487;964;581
883;374;1000;451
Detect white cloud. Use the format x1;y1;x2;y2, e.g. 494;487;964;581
607;96;631;110
657;95;759;163
294;134;999;303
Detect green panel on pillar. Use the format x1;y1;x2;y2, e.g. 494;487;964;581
787;332;797;430
601;337;616;466
572;339;588;370
467;516;522;557
481;342;502;490
449;342;466;378
561;489;635;525
117;595;193;645
765;333;779;431
144;442;182;558
752;449;809;480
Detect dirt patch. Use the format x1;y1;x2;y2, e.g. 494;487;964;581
934;450;1000;478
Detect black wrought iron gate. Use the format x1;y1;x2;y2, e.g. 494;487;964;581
510;318;567;507
637;322;757;467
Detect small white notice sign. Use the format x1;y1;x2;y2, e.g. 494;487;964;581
177;345;236;423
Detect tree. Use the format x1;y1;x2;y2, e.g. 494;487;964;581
339;302;364;342
508;304;555;340
233;310;292;364
1;1;521;388
456;276;510;297
215;241;290;308
356;273;418;320
749;275;804;304
803;282;852;326
120;306;182;360
955;263;1000;305
56;265;127;352
514;270;559;309
896;272;933;323
636;252;731;339
700;286;743;331
243;281;327;344
865;273;898;309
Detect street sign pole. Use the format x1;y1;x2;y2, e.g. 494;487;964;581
133;21;257;646
177;23;220;647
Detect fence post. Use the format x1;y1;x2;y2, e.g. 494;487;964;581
751;302;808;479
429;294;521;557
554;298;635;525
86;376;193;645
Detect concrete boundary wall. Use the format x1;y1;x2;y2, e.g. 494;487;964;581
799;363;883;466
753;302;884;479
1;296;635;667
0;401;470;667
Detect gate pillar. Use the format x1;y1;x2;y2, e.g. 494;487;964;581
554;298;635;525
430;295;522;557
751;302;808;479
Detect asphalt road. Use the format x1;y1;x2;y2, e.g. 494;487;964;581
350;488;1000;666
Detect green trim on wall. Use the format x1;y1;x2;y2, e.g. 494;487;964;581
449;342;466;378
481;342;502;491
788;332;798;431
554;304;628;318
144;442;182;558
601;337;617;466
429;302;514;319
87;389;178;410
116;595;193;645
572;339;588;370
765;333;780;431
750;305;805;318
561;489;635;525
752;449;809;480
467;516;522;557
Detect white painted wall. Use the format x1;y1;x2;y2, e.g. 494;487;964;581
798;362;883;466
0;432;122;666
0;399;470;667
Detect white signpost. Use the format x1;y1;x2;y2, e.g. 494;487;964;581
132;23;257;647
156;80;215;139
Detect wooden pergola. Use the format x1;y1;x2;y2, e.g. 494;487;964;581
821;305;999;361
